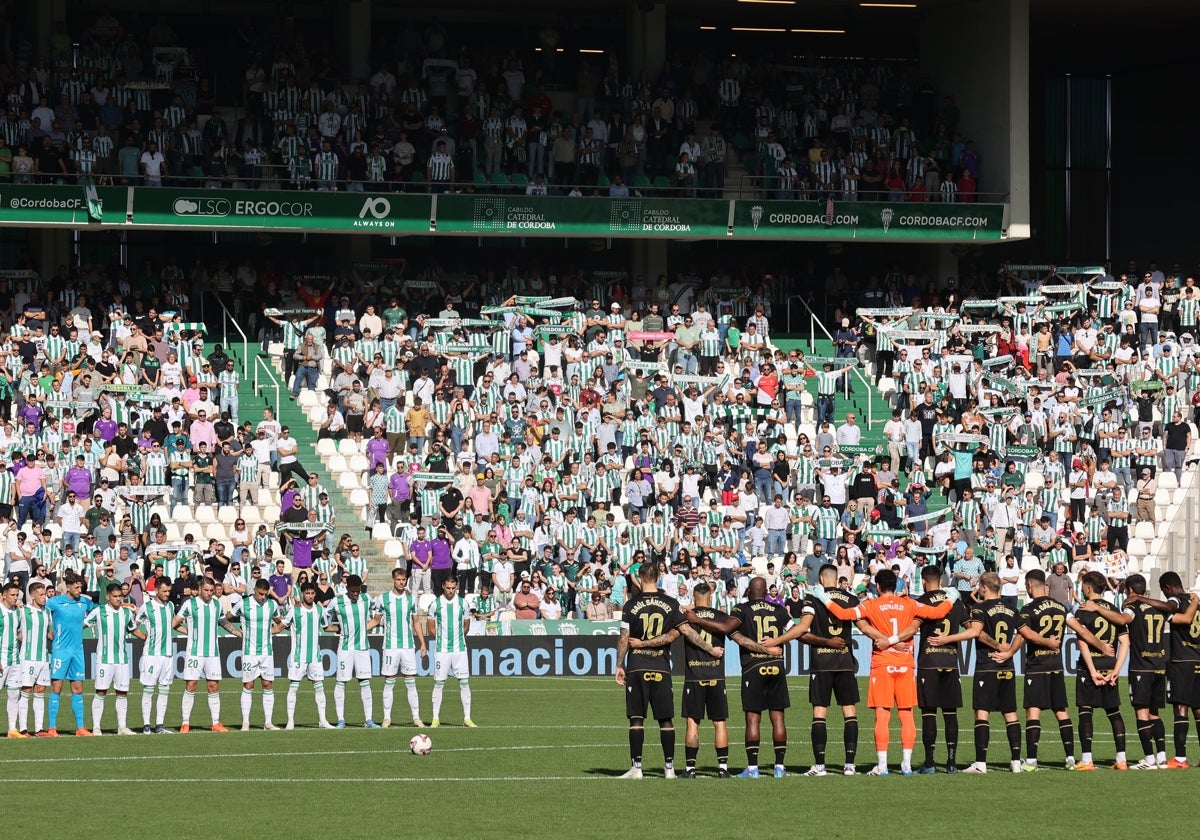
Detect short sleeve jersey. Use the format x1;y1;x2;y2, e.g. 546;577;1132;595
621;590;686;676
917;589;969;671
1018;596;1068;673
683;606;726;681
730;599;794;674
1167;595;1200;664
802;588;859;672
966;598;1025;674
1074;599;1127;673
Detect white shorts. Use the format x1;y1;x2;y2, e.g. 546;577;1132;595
433;651;469;681
21;660;50;688
140;655;175;688
241;655;276;683
1;663;23;690
183;655;223;682
381;648;418;678
95;663;131;692
288;661;325;682
336;650;372;682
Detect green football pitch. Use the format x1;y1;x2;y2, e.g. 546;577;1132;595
0;675;1193;838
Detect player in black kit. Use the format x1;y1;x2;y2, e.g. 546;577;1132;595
914;564;969;773
1072;571;1131;770
616;563;723;779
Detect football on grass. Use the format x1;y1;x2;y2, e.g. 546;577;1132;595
410;734;433;755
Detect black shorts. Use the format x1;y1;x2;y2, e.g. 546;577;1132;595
741;665;790;713
1076;672;1121;710
809;671;859;709
346;414;365;433
1167;662;1200;708
625;670;674;720
1128;672;1166;709
973;670;1017;713
1023;671;1068;710
917;668;963;710
682;679;729;722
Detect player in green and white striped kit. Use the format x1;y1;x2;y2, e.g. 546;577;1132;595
132;577;176;733
172;578;235;733
282;581;335;729
17;582;52;735
0;582;22;737
324;574;382;728
428;576;475;728
85;583;137;735
374;568;427;727
228;579;286;731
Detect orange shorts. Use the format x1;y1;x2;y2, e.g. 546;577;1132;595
867;663;917;709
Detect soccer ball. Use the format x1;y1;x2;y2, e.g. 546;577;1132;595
409;734;433;755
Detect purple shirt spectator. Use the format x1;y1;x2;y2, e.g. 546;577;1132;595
64;466;92;499
431;538;452;570
409;539;433;570
292;536;314;568
389;471;411;502
269;571;293;598
365;436;390;470
281;488;298;512
94;417;117;441
19;404;43;431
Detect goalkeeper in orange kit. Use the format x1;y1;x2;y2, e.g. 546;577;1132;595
815;569;959;775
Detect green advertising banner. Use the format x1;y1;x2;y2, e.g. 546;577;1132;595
732;200;1005;241
434;194;729;237
0;185;126;225
130;188;431;232
488;619;622;636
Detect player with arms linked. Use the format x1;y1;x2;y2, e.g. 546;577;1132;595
617;563;724;779
913;564;971;773
1072;571;1132;769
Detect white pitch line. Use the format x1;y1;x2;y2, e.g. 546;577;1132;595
0;742;624;765
5;776;624;784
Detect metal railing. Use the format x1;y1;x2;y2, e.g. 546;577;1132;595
737;175;1010;203
254;355;281;420
787;293;876;430
216;298;249;379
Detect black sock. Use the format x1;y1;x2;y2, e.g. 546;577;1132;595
1058;718;1074;758
716;745;729;767
1079;707;1094;755
1193;711;1200;750
1151;718;1165;755
746;740;760;768
844;717;858;765
773;739;787;767
921;710;937;767
629;718;645;765
1006;721;1022;761
1026;720;1041;761
944;711;959;767
974;720;989;764
1108;709;1127;753
1137;722;1154;757
685;745;699;769
812;719;827;765
1175;711;1189;757
659;722;675;764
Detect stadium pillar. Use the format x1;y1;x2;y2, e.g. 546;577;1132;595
630;239;667;289
337;0;372;82
626;3;667;78
35;0;68;55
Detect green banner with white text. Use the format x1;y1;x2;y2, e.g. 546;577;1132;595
0;185;126;225
130;188;432;231
434;194;728;237
732;200;1005;241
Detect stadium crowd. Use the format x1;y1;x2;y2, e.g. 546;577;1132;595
0;9;980;198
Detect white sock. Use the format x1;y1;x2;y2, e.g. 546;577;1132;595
92;695;105;732
156;685;170;726
359;680;373;722
287;683;299;725
207;692;221;725
1157;750;1167;764
33;694;44;732
901;748;912;770
142;691;153;727
334;681;346;720
313;682;328;724
383;678;395;719
115;695;127;730
262;690;274;724
405;678;420;719
181;690;195;724
459;679;471;720
877;750;888;770
432;681;445;718
1082;751;1092;764
6;688;19;731
18;691;28;732
241;689;253;726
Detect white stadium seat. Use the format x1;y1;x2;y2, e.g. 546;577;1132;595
349;488;370;508
297;390;319;408
217;506;239;523
384;540;404;560
194;505;215;524
1134;521;1156;541
337;439;359;456
1158;472;1178;490
1127;538;1148;557
316;438;337;457
327;455;348;474
337;472;360;490
371;523;391;541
